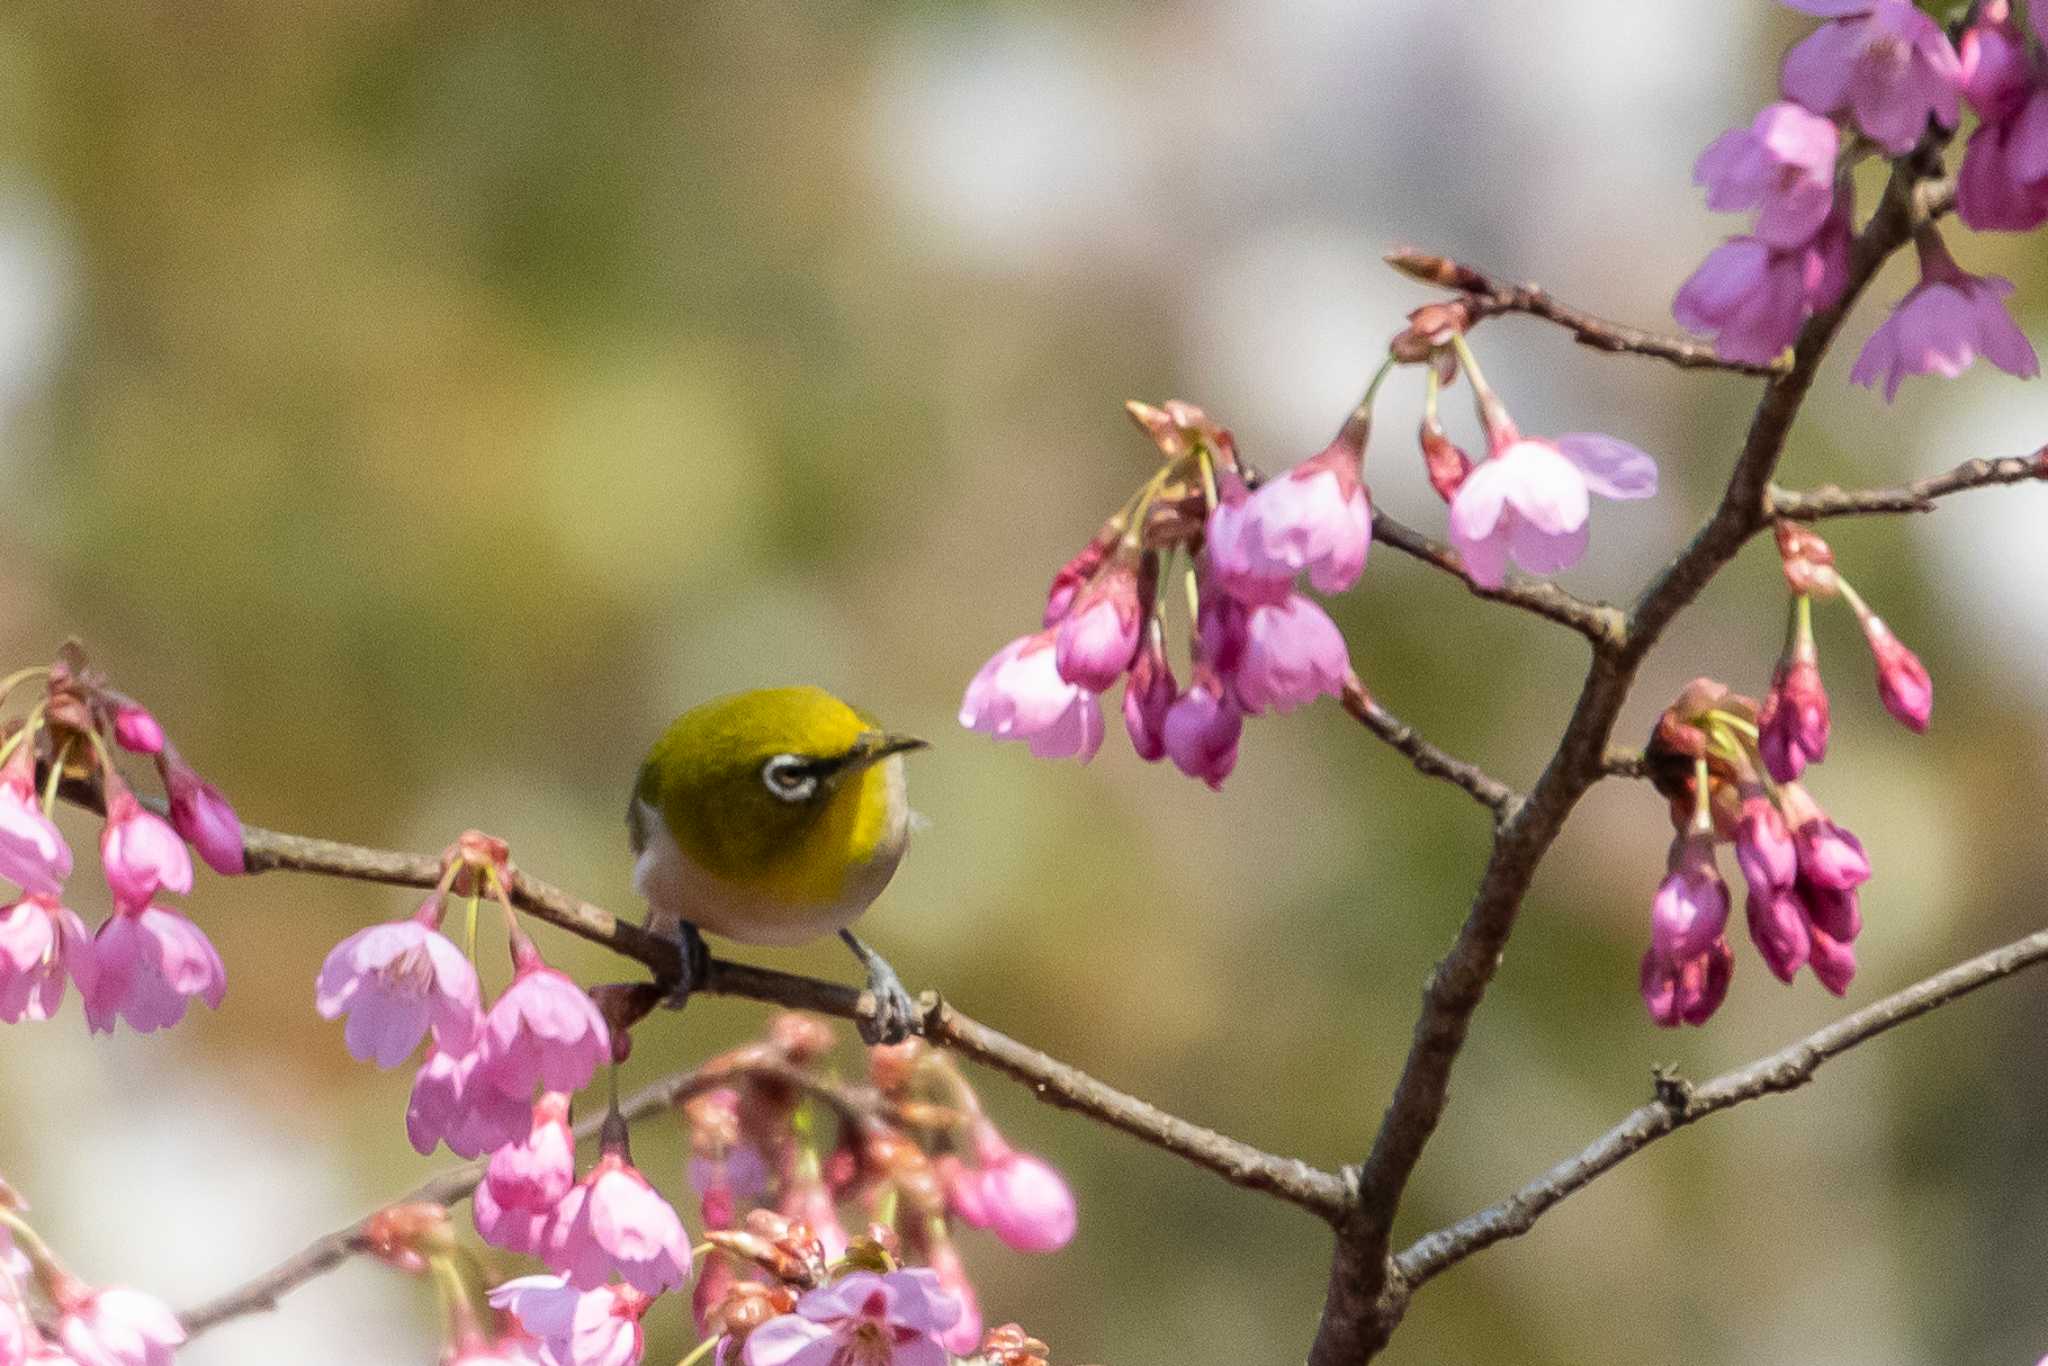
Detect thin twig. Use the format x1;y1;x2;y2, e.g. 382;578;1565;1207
1371;508;1625;647
1384;248;1782;376
1394;923;2048;1285
1771;447;2048;520
1340;679;1520;820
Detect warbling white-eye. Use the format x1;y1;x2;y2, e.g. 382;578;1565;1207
628;686;927;1043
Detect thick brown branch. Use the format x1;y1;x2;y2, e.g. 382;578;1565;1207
1340;678;1520;819
1310;161;1953;1365
1384;248;1782;376
1394;923;2048;1285
1370;508;1626;646
1771;447;2048;520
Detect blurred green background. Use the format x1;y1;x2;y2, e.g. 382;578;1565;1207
1;2;2045;1363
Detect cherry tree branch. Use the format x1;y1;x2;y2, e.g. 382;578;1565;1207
1309;158;1955;1364
1770;447;2048;520
1394;921;2048;1285
82;794;1352;1224
1340;679;1520;819
1371;507;1626;647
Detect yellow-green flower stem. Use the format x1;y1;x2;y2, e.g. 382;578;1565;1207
1832;574;1873;623
1786;592;1815;658
676;1332;725;1366
1448;333;1515;442
1361;353;1396;410
0;667;47;714
427;1249;485;1349
1182;565;1202;633
1423;363;1442;428
0;703;47;774
1689;757;1715;836
40;735;74;819
872;1185;899;1233
463;893;479;963
0;1205;69;1301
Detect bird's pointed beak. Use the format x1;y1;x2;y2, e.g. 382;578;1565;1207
851;732;928;769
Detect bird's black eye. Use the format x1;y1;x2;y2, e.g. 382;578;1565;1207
761;754;819;803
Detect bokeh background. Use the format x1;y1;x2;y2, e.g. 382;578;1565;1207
1;2;2045;1362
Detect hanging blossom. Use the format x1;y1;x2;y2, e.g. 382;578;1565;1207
1850;228;2040;399
477;938;612;1102
1956;2;2048;232
1779;0;1962;155
742;1269;959;1366
544;1148;694;1296
0;894;94;1025
315;895;482;1067
490;1275;650;1366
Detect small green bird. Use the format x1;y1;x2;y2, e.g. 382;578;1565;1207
628;686;927;1043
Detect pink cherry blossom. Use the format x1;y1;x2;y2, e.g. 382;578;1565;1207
0;894;94;1023
1859;615;1932;732
1850;235;2040;399
1758;650;1829;782
1447;433;1657;589
316;910;481;1065
1052;556;1145;692
1956;14;2048;231
1120;628;1175;762
1161;672;1241;790
742;1269;959;1366
0;747;70;898
1205;412;1372;600
1673;220;1849;365
1693;102;1840;246
162;762;244;877
958;631;1104;762
473;1177;555;1257
408;1044;533;1158
110;706;163;756
54;1286;184;1366
478;947;611;1100
490;1276;648;1366
487;1092;576;1212
97;789;191;912
1230;595;1351;716
544;1153;693;1296
1780;0;1962;154
969;1133;1077;1253
83;905;225;1035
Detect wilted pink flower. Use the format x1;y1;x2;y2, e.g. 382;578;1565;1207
743;1269;959;1366
1640;935;1733;1028
545;1152;693;1295
1648;832;1731;967
1447;432;1657;589
0;894;94;1023
0;746;70;898
1758;648;1829;782
1205;412;1372;601
487;1092;576;1212
489;1276;648;1366
407;1044;532;1158
1860;615;1932;732
969;1130;1077;1254
1693;102;1841;246
959;631;1105;762
479;946;611;1100
316;907;481;1066
1850;234;2039;399
1780;0;1962;154
1052;555;1146;692
98;787;191;912
162;762;244;877
110;705;163;756
84;904;225;1035
1956;14;2048;231
1231;595;1351;716
1120;627;1176;762
54;1285;184;1366
1673;220;1849;365
1162;672;1241;790
1419;414;1473;503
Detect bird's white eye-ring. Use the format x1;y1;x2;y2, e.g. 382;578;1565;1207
761;754;819;803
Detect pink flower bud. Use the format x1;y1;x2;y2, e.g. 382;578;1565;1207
545;1152;693;1295
1860;616;1932;732
1732;793;1797;897
1745;887;1813;983
1757;651;1829;782
1053;557;1145;692
163;763;244;876
1649;832;1730;964
486;1092;576;1211
1793;815;1870;891
1162;674;1241;791
1806;922;1858;995
1121;629;1176;763
1639;935;1732;1028
1231;594;1351;716
110;704;164;756
98;787;192;911
972;1140;1077;1253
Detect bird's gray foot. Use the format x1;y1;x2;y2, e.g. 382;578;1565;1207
663;921;712;1009
840;929;917;1045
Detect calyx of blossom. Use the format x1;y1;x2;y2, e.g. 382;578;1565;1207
1122;399;1234;464
1419;411;1472;502
981;1324;1053;1366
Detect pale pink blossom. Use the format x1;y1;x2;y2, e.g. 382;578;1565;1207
1052;556;1145;692
316;909;481;1065
1673;223;1848;365
1120;628;1175;763
162;762;243;877
1758;649;1830;782
84;905;225;1035
1205;412;1371;601
1230;595;1352;716
958;631;1104;762
1161;673;1241;790
54;1286;184;1366
487;1092;576;1212
1850;235;2039;399
545;1153;693;1296
0;894;94;1023
479;947;611;1100
97;789;190;912
0;747;70;898
110;706;163;756
1693;102;1840;246
742;1269;959;1366
489;1276;648;1366
408;1044;532;1158
1781;0;1962;154
1447;433;1657;589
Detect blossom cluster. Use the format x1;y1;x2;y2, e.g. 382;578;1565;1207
1675;0;2042;396
0;1176;186;1366
1636;524;1929;1026
0;644;243;1036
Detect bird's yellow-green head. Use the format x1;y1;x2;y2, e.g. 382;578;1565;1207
631;687;924;921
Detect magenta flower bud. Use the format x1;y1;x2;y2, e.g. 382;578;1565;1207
1232;594;1352;716
960;630;1105;762
1801;877;1862;943
1757;651;1829;782
1793;815;1870;891
83;903;226;1035
0;745;71;898
1733;794;1797;897
1850;233;2039;401
1781;0;1962;155
1121;629;1177;762
163;763;245;876
111;704;165;756
1693;102;1840;246
1206;415;1373;599
1195;584;1249;675
479;946;612;1100
976;1147;1077;1253
1859;615;1932;732
1053;557;1144;692
1955;13;2048;232
1162;674;1241;790
0;893;95;1023
545;1151;694;1295
99;785;193;911
1639;936;1732;1029
1807;922;1858;995
1745;888;1813;983
1650;832;1731;964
